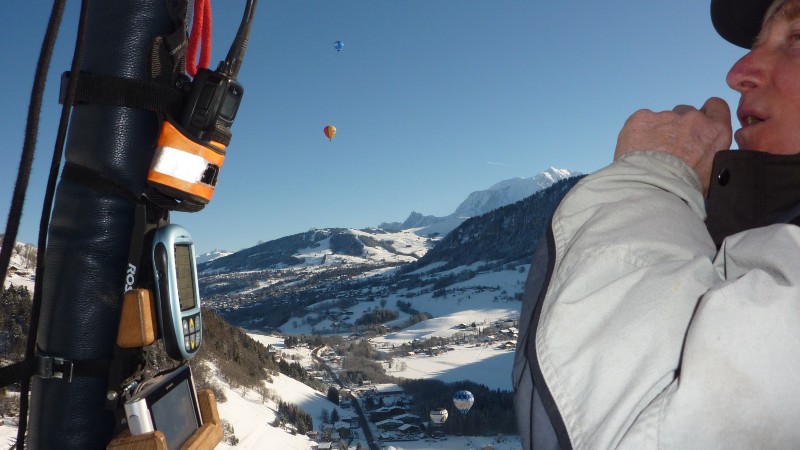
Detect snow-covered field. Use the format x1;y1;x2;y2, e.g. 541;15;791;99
215;372;327;450
387;345;514;391
274;264;523;393
378;436;520;450
281;266;524;340
2;271;34;291
250;333;315;366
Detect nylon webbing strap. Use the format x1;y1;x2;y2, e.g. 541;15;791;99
0;356;111;386
105;197;150;415
61;162;204;213
211;118;233;147
59;71;183;114
0;361;31;386
61;162;141;203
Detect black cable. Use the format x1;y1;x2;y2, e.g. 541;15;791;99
14;0;89;448
0;0;65;297
222;0;257;78
0;1;65;448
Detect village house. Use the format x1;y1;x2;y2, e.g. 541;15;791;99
375;418;404;431
368;383;404;398
393;413;420;424
368;406;406;422
334;421;351;438
398;423;423;435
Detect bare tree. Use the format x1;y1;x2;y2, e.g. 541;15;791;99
21;245;36;270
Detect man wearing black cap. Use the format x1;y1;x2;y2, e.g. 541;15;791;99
513;0;800;448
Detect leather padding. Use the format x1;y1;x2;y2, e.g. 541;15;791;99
28;2;175;448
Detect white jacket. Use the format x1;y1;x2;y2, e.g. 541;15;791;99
537;151;800;449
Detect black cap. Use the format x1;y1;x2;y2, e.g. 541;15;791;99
711;0;775;48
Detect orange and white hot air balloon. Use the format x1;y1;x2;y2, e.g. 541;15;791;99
323;125;336;141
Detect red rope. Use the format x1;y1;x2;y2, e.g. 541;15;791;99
186;0;212;76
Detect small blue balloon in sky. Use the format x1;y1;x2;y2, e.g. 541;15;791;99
334;40;344;52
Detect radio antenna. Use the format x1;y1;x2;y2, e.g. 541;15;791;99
219;0;257;78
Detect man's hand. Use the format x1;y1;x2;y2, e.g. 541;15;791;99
614;97;732;196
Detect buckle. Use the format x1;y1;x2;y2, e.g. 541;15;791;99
35;355;74;382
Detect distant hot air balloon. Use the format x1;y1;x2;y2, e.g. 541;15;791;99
429;408;448;437
323;125;336;141
334;40;344;52
452;390;474;415
429;408;449;424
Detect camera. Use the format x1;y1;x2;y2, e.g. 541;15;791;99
123;364;202;449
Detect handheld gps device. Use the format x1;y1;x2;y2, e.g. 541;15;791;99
152;224;202;361
124;364;202;448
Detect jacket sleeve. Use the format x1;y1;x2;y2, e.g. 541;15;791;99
538;151;800;449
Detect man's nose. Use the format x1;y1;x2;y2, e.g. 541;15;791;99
727;49;765;92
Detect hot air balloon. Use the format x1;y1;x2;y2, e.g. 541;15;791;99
429;408;448;437
429;408;449;424
452;390;474;415
323;125;336;141
334;40;344;52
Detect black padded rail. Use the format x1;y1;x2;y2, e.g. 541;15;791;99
27;2;174;448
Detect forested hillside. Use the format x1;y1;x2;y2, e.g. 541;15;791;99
403;176;583;273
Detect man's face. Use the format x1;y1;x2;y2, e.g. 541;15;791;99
727;0;800;154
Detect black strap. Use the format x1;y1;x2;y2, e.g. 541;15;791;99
147;189;207;213
59;71;183;115
61;162;205;213
210;118;232;147
61;162;142;203
0;355;110;386
0;361;32;387
105;203;151;414
154;0;189;84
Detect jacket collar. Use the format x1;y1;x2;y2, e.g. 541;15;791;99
705;150;800;247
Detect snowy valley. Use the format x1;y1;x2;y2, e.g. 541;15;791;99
1;171;581;449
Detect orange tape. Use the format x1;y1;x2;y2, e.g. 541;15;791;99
148;171;215;202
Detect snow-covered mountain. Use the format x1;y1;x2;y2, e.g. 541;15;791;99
454;168;575;217
199;175;582;340
379;167;578;236
196;249;233;264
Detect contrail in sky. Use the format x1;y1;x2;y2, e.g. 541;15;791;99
486;161;512;166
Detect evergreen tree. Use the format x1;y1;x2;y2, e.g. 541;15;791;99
0;285;32;358
284;335;299;348
327;385;340;404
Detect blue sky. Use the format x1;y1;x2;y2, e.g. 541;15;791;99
0;1;747;254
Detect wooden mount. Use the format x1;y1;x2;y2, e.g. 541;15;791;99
106;389;222;450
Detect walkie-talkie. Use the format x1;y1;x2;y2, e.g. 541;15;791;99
178;69;243;143
148;0;258;207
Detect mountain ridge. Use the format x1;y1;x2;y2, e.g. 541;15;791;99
199;174;583;337
378;167;578;237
